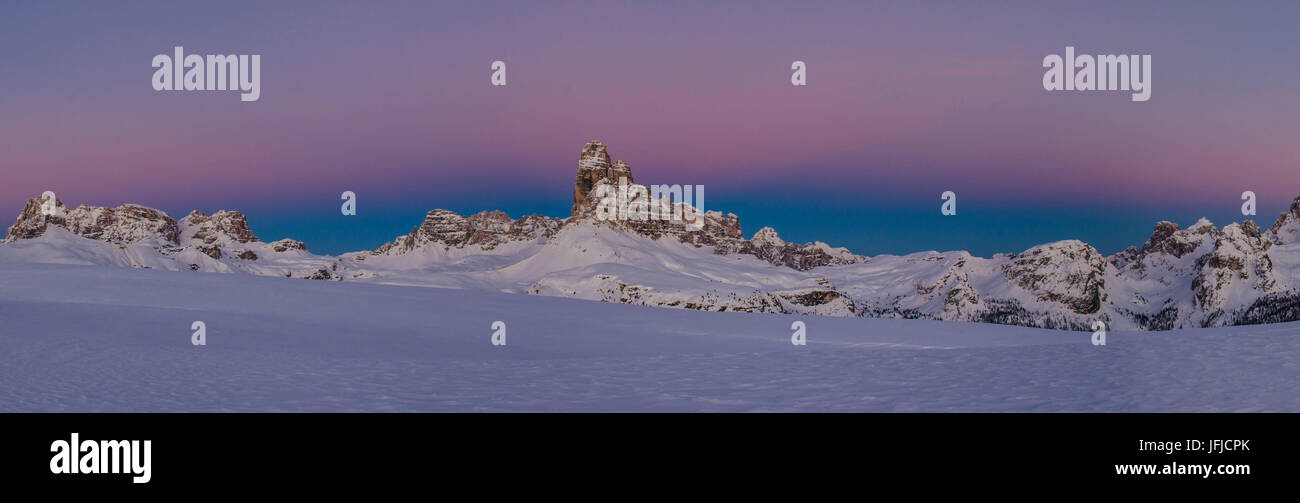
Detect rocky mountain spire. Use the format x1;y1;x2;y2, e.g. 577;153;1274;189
572;140;633;216
563;140;864;270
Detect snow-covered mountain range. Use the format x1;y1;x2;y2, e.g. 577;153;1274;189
5;140;1300;331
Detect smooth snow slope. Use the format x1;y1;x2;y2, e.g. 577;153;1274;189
0;263;1295;412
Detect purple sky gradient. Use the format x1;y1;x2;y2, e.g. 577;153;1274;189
2;1;1299;255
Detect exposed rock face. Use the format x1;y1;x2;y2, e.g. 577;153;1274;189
180;210;258;245
197;245;222;260
270;239;308;253
566;141;865;270
912;255;981;317
1111;220;1216;275
1268;196;1300;245
780;288;851;311
1107;214;1292;329
374;209;561;254
305;268;340;281
463;211;562;250
3;193;328;278
573;140;634;216
741;226;863;271
1143;220;1208;258
390;209;469;251
1191;221;1276;322
2;197;56;242
1003;240;1107;315
608;202;863;270
4;194;179;245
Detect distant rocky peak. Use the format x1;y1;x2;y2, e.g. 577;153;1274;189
1267;196;1300;244
751;227;785;247
5;195;66;242
1281;196;1300;220
180;210;258;245
466;210;513;228
573;140;635;216
4;194;178;245
578;140;612;171
1144;221;1179;246
33;192;68;217
1210;221;1270;254
1139;220;1216;258
566;141;865;270
1239;220;1264;241
1192;220;1279;313
374;208;560;255
1002;240;1107;315
270;238;308;253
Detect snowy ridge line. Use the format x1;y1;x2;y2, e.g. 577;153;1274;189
5;192;1300;331
5;141;1300;331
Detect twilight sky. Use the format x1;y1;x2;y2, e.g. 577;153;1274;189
2;0;1298;256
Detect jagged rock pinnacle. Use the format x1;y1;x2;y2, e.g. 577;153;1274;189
573;140;633;216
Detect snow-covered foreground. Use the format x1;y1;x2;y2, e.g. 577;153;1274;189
0;263;1295;412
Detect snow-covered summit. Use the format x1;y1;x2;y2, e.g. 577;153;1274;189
1268;196;1300;245
4;194;178;246
373;209;563;256
1;194;337;278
